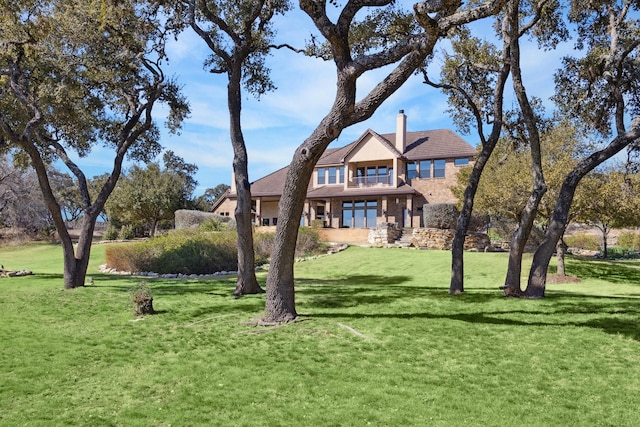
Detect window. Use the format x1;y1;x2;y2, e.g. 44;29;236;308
262;218;269;226
378;166;387;184
455;158;469;166
418;160;431;178
339;166;345;184
317;168;326;185
272;218;277;225
328;167;337;184
406;162;417;179
367;167;377;184
341;200;378;228
434;159;446;178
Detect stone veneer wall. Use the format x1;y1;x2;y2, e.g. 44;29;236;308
412;228;491;251
367;222;402;247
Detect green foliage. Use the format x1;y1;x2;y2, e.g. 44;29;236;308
3;245;640;425
105;230;240;274
118;225;135;241
254;227;326;259
565;233;600;251
103;226;119;241
198;218;227;232
175;210;233;229
616;232;640;251
107;154;198;237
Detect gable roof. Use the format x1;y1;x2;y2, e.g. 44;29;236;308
336;129;403;163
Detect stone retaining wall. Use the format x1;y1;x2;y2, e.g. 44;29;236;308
412;228;491;251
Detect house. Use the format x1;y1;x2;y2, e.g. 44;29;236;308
212;111;476;230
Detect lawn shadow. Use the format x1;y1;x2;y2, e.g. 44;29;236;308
568;257;640;284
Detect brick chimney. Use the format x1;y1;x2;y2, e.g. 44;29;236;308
396;110;406;154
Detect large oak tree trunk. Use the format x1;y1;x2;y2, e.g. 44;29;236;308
264;135;331;322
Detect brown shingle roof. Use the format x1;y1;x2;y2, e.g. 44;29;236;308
383;129;476;160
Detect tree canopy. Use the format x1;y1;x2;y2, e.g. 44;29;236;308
0;0;189;288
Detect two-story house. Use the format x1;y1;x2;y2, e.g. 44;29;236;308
212;111;476;229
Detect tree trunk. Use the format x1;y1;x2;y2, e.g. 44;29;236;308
600;226;609;259
448;11;511;295
450;139;498;294
556;237;566;277
526;124;640;297
228;66;263;296
264;145;320;322
502;0;546;297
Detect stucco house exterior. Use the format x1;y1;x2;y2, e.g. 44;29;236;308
212;111;476;230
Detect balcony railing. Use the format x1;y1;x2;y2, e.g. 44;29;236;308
349;175;392;188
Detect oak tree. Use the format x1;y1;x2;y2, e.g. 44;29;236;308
0;0;189;288
263;0;508;322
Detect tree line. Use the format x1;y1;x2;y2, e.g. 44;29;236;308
1;0;639;323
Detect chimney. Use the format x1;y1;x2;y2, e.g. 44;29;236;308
396;110;406;154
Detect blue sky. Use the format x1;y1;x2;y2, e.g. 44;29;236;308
76;3;574;197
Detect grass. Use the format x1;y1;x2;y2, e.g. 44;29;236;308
1;244;640;426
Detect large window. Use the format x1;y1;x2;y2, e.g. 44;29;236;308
419;160;431;178
434;159;446;178
341;200;378;228
406;162;417;179
317;167;326;185
455;157;469;166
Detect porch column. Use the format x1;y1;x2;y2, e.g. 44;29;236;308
381;196;388;222
406;194;413;228
326;199;333;227
255;198;262;226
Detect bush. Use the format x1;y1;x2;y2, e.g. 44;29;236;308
175;209;233;229
105;227;328;274
119;225;135;240
199;218;227;232
565;233;600;251
103;226;119;241
616;232;640;251
423;203;459;229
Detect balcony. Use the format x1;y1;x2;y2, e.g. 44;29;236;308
348;174;392;188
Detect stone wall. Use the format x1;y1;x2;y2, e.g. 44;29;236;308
412;228;491;251
367;223;402;247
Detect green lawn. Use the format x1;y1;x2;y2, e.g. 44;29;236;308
1;244;639;426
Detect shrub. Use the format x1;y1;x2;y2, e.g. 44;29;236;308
175;209;233;229
565;233;600;251
106;230;239;274
105;227;328;274
423;203;459;229
103;226;119;241
119;225;135;240
616;232;640;251
199;218;227;232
